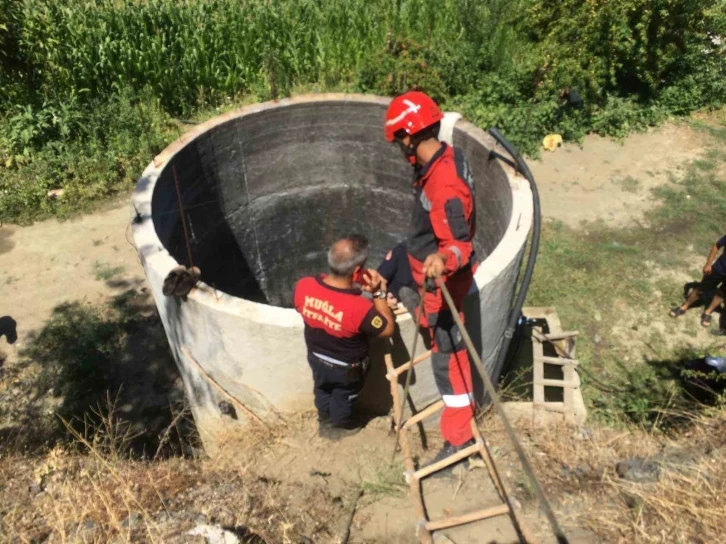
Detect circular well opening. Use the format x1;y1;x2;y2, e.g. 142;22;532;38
149;95;514;308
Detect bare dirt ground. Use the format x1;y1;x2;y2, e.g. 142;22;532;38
1;117;725;543
530;122;705;227
531;115;726;360
0;121;712;367
0;200;147;366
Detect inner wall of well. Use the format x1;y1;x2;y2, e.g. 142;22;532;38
152;101;513;307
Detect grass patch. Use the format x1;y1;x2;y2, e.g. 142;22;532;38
93;261;125;281
360;460;407;497
615;175;641;193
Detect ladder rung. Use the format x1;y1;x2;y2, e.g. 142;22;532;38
540;330;579;341
404;400;445;429
393;350;433;377
534;355;578;366
413;443;479;481
534;379;580;388
424;504;510;531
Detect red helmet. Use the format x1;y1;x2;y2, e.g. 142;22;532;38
384;91;444;142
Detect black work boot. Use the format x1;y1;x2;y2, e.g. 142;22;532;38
318;420;362;441
423;439;476;479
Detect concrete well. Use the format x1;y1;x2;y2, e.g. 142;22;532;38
131;94;533;450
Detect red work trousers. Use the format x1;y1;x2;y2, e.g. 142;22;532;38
411;263;475;446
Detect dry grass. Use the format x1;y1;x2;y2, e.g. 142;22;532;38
0;406;347;543
3;388;724;543
480;408;726;543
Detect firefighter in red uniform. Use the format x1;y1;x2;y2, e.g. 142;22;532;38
384;91;478;469
294;234;396;440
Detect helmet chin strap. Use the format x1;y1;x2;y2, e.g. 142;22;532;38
397;138;421;166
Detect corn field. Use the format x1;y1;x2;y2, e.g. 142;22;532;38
11;0;522;114
0;0;724;222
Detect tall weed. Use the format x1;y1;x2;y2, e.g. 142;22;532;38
0;87;174;224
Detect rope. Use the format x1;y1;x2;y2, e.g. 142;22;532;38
436;276;569;544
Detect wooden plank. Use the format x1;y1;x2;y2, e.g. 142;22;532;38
424;505;510;531
404;400;445;429
563;358;576;424
541;330;579;341
531;330;545;404
413;444;479;481
534;355;579;366
532;325;576;359
533;379;580;388
394;350;433;376
384;352;403;427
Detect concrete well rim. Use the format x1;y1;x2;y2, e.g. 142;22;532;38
131;93;533;329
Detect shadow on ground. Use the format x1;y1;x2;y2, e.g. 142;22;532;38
646;351;726;403
631;343;726;430
0;282;196;457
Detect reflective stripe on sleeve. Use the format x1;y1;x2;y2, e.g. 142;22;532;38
447;246;463;269
442;392;474;408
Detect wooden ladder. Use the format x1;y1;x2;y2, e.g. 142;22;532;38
384;351;532;544
530;326;582;424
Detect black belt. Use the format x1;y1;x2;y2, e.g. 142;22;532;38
312;353;369;370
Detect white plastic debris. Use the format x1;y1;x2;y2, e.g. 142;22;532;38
187;525;240;544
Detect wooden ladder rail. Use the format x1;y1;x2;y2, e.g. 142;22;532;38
384;351;533;543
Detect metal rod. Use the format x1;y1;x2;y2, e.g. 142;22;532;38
180;347;268;428
172;164;194;269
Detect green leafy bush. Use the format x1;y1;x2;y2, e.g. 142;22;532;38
0;87;174;224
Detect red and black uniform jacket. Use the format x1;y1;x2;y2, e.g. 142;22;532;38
407;143;476;277
293;275;388;364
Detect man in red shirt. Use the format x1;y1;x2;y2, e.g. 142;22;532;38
294;234;395;440
384;91;478;470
